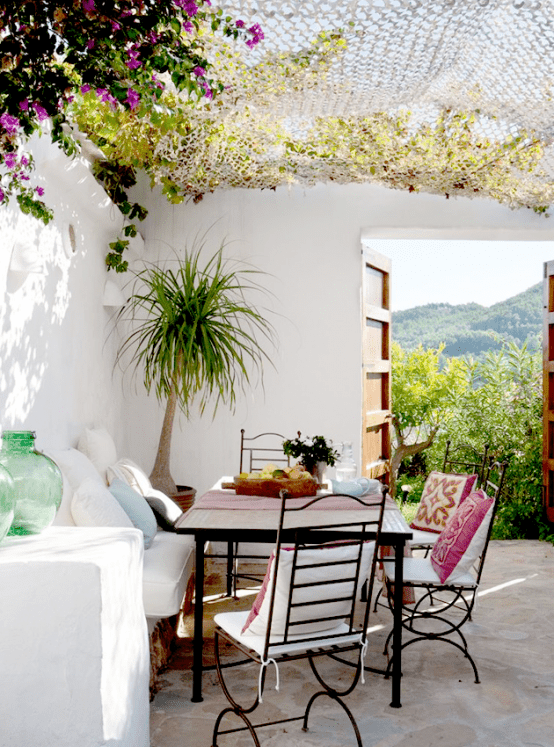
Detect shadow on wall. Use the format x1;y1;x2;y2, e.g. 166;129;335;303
0;203;79;428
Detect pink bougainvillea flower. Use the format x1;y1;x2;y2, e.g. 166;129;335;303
200;82;213;99
246;22;264;48
111;21;121;32
35;186;45;197
4;153;17;169
0;187;4;203
126;88;140;110
80;84;92;94
19;99;29;112
0;113;20;135
193;66;206;77
235;20;245;28
86;39;95;50
174;0;198;16
82;0;95;12
126;57;141;70
34;104;48;121
20;156;29;167
183;21;194;33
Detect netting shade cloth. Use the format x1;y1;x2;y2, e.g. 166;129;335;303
153;0;554;207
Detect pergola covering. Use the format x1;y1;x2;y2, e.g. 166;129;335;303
152;0;554;210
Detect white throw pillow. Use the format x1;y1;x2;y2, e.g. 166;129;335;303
77;427;118;483
71;477;134;529
242;541;373;637
107;458;152;495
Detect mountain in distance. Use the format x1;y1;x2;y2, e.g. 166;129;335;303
392;282;542;358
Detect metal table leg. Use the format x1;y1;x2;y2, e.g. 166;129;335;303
390;537;405;708
191;533;205;702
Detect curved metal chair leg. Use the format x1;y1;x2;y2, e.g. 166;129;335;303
214;630;263;713
302;691;363;747
212;707;261;747
308;652;361;697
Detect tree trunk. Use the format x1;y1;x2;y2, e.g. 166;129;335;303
389;423;439;498
149;385;179;496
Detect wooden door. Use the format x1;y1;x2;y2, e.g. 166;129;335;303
543;260;554;523
361;248;392;482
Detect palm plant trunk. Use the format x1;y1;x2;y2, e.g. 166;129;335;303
149;384;179;496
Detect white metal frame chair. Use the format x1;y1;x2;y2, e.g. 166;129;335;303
212;489;387;747
382;460;507;684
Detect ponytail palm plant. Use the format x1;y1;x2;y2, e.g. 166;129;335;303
116;243;276;496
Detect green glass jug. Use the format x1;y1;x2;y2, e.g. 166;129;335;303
0;463;15;542
0;431;62;535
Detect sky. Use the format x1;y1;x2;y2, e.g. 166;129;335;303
369;240;554;312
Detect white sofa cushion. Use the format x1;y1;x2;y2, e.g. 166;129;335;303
72;478;135;529
48;447;105;526
77;427;118;483
142;532;195;618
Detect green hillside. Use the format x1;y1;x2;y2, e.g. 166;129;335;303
392;283;542;357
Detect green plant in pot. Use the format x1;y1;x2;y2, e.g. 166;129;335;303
116;241;276;498
282;434;339;482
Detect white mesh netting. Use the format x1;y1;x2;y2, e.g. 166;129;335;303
152;0;554;210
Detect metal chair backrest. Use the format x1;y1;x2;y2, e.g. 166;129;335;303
473;458;508;585
261;489;387;661
443;440;490;486
239;429;293;473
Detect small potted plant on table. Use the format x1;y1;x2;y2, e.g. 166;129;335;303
282;434;339;485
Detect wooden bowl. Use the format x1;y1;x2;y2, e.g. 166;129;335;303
229;475;318;498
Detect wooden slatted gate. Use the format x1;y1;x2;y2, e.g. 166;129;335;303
543;260;554;523
361;248;392;483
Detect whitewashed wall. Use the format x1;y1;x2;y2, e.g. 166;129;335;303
125;181;554;498
0;135;126;454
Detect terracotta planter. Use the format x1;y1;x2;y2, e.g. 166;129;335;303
171;485;196;513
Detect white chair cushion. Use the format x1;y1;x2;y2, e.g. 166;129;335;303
142;532;195;618
216;610;361;657
384;556;477;588
409;529;440;548
77;428;118;483
71;477;135;529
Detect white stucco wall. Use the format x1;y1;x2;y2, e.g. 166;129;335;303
124;181;554;499
0;135;127;454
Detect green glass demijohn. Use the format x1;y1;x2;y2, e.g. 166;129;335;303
0;462;15;542
0;431;62;536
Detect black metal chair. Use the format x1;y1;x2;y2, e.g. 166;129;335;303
212;489;388;747
223;430;297;597
239;429;294;474
382;459;508;685
408;441;490;556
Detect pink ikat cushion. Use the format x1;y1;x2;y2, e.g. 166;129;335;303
410;471;478;535
430;489;495;583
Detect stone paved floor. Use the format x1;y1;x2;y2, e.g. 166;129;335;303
150;540;554;747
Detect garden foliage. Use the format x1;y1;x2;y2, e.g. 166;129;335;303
393;340;553;542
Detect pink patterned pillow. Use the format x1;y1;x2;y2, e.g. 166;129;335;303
430;489;495;583
410;471;478;534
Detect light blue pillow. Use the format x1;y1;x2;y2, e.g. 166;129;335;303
109;478;157;549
